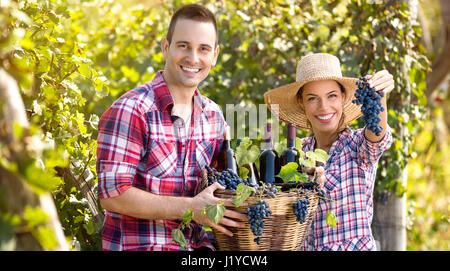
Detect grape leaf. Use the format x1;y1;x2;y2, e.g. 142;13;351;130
205;202;226;225
313;149;328;164
238;166;249;180
274;141;286;155
172;228;187;249
298;172;309;182
235;137;259;166
296;137;303;151
181;208;193;225
232;183;255;207
276;162;302;183
78;63;91;78
326;211;337;228
300;157;315;168
235;182;246;194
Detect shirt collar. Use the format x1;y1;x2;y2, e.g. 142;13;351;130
152;70;205;114
304;129;351;155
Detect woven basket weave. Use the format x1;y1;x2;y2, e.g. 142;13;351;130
212;189;318;251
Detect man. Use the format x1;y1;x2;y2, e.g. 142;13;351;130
96;4;246;251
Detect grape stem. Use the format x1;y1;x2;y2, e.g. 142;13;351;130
316;194;358;209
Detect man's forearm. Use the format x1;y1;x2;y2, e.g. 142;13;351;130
100;187;193;220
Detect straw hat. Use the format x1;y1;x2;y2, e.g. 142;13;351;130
264;53;362;130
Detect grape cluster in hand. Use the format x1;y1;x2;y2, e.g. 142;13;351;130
293;198;310;224
206;166;243;190
352;76;385;136
247;200;272;245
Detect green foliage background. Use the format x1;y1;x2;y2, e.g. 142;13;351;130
0;0;446;250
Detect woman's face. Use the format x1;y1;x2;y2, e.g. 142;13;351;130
300;80;345;135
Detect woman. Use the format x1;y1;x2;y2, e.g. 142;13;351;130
264;53;394;251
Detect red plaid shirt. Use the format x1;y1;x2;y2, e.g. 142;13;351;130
301;127;392;251
96;71;226;251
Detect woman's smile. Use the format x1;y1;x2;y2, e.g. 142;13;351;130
315;112;336;123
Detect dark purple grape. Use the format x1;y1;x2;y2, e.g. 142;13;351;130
352;76;385;136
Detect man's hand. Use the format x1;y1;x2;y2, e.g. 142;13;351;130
191;182;248;237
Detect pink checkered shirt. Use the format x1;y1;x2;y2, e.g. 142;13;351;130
96;71;226;250
301;126;392;251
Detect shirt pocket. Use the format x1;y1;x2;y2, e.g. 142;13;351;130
146;141;177;179
194;139;216;177
324;163;341;192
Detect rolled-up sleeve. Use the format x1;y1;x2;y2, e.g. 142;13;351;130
96;99;148;198
358;125;393;170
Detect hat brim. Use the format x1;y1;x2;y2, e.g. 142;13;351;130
264;76;362;130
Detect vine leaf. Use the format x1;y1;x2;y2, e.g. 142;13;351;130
276;162;303;183
232;183;255;207
300;149;328;168
238;166;249;180
235;137;259;167
181;208;193;225
326;211;337;228
172;228;187;249
205;202;226;225
300;156;315;168
172;208;194;249
313;149;328;164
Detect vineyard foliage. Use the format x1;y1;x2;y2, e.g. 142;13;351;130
0;0;431;250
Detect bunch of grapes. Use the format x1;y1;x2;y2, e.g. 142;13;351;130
247;200;272;245
352;76;385;136
293;198;310;224
251;183;278;198
205;165;279;198
280;181;321;193
205;166;244;190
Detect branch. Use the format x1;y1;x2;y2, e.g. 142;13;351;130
55;165;105;226
425;0;450;98
0;69;68;250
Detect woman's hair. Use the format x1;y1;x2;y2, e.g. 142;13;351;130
166;4;218;47
296;81;350;135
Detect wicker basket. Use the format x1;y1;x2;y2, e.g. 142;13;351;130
212;189;318;251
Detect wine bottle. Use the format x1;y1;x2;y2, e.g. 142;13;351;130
280;123;299;166
259;123;280;185
220;125;238;174
242;162;259;187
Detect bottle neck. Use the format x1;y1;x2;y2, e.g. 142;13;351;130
223;139;231;149
263;123;274;150
262;138;273;150
287;123;296;148
287;138;295;148
223;125;232;149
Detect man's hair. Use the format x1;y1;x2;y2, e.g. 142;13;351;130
166;4;218;47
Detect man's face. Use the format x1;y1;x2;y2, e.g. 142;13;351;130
162;18;219;91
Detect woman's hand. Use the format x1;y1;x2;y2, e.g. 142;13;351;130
314;166;326;190
366;70;394;95
305;166;326;190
